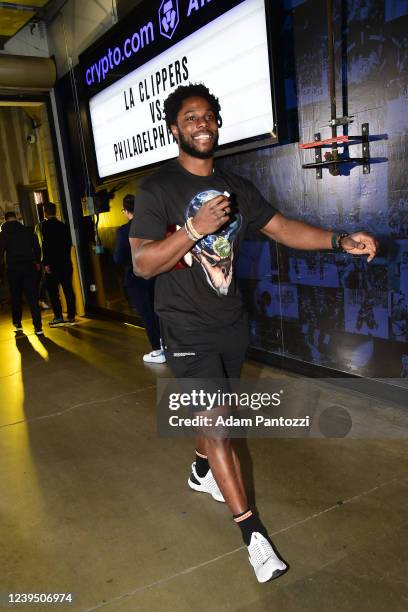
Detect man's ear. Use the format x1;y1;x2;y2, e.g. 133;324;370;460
170;124;179;142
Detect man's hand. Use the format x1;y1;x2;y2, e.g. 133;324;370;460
261;214;379;262
35;263;41;271
341;232;378;262
130;195;232;279
191;194;231;236
44;265;52;274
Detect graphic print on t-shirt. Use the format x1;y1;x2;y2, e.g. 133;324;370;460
184;190;242;297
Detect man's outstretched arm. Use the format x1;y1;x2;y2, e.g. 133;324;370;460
261;212;378;262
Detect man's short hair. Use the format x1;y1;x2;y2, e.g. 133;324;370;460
5;211;17;221
123;194;135;214
44;202;57;216
163;83;222;130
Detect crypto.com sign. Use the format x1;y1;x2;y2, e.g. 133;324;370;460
84;0;217;87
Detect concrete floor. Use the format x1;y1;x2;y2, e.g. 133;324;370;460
0;309;407;612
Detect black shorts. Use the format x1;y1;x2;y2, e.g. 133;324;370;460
160;316;249;379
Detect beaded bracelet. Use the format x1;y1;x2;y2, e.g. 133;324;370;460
331;231;349;252
184;222;198;242
185;217;204;241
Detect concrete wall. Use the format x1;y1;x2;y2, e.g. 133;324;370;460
0;107;44;215
0;103;62;220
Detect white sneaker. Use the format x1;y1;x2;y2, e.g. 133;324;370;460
187;462;225;503
39;301;50;310
247;532;288;583
143;350;166;364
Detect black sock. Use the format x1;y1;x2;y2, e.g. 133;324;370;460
194;450;209;478
233;509;268;546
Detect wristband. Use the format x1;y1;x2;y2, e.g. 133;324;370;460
186;217;204;241
331;231;349;252
184;222;198;242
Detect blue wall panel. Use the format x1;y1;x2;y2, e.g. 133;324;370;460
220;0;408;379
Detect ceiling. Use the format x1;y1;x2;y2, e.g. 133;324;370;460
0;0;50;48
0;1;137;50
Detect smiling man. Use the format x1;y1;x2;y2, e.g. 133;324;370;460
129;83;377;582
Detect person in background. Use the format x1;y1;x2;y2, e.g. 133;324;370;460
0;211;43;335
41;202;76;326
114;194;165;364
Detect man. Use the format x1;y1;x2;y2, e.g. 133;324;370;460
0;211;43;335
129;84;377;582
114;194;165;363
41;202;76;326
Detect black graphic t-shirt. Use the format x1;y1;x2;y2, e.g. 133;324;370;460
129;160;277;329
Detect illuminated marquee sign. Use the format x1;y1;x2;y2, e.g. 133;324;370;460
81;0;277;181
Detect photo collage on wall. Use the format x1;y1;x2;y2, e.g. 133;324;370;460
221;0;408;379
236;238;403;376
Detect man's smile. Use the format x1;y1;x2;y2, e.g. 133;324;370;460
193;132;214;141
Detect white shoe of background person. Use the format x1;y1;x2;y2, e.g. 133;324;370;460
39;301;50;310
143;350;166;364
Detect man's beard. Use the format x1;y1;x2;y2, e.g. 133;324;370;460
178;130;218;159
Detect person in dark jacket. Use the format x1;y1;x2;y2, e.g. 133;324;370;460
0;211;43;335
41;202;76;326
114;194;165;363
